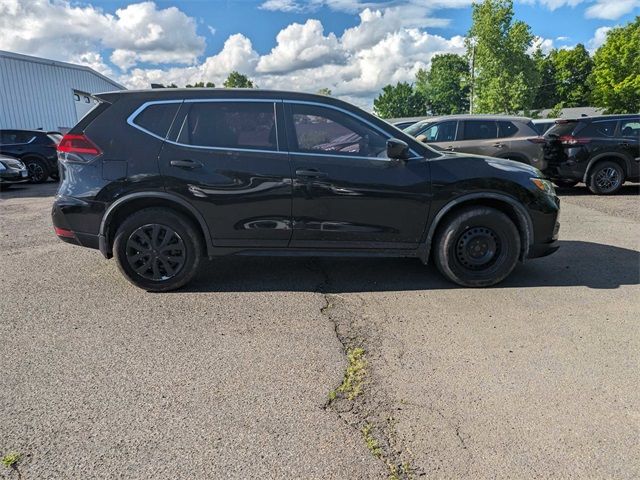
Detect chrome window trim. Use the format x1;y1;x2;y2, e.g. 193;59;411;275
127;98;282;154
0;135;36;147
285;100;419;159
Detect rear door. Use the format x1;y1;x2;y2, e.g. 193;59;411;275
154;99;293;247
456;120;501;157
284;101;431;249
618;118;640;178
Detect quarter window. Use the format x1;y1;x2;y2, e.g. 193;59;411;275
177;102;277;150
463;120;498;140
290;104;388;158
133;103;181;139
497;121;518;138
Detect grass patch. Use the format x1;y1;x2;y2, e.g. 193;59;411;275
361;423;382;458
2;452;21;468
337;347;366;400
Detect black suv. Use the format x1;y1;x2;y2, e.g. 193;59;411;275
52;89;560;291
542;115;640;194
0;129;63;183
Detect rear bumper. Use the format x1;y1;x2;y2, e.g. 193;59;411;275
52;196;103;251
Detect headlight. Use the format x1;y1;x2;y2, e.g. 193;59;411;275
530;178;555;195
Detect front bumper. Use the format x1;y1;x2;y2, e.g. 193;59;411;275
0;169;30;184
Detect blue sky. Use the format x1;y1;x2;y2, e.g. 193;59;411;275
1;0;638;107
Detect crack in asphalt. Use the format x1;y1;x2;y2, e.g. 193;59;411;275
306;258;420;479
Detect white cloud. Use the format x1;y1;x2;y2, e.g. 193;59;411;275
257;20;343;73
585;0;640;20
587;26;612;52
0;0;205;71
529;36;555;54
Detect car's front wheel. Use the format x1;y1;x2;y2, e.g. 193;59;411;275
113;208;203;292
588;161;624;195
433;206;521;287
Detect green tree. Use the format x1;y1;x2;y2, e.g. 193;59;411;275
317;88;332;95
467;0;538;113
223;71;255;88
532;48;558;110
415;54;470;115
186;81;215;88
590;17;640;114
550;44;593;107
372;82;426;118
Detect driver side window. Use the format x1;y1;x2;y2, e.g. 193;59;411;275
289;104;388;158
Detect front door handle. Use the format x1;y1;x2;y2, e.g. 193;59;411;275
493;143;505;148
170;159;202;169
619;142;630;147
296;169;327;178
445;146;455;151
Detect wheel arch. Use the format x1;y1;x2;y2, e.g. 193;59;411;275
99;192;213;258
421;193;534;263
583;154;629;183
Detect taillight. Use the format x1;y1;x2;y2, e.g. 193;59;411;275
54;226;75;238
559;135;590;146
57;134;102;155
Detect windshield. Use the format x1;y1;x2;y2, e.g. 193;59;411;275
404;121;432;137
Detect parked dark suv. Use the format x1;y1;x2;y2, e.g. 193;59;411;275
52;89;560;291
542;115;640;194
0;129;62;183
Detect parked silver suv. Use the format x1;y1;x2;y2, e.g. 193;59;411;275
404;115;543;165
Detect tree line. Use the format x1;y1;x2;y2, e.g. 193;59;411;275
373;1;639;118
153;70;255;89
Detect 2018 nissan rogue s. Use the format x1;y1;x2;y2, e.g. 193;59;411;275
52;89;560;291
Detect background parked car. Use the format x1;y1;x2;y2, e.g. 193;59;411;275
532;119;556;135
0;129;62;183
0;154;29;190
542;115;640;194
387;116;430;130
404;115;543;165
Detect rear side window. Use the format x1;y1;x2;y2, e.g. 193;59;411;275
463;120;498;140
497;121;518;138
578;120;617;138
0;131;35;145
176;102;277;150
133;103;181;139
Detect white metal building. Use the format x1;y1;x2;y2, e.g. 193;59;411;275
0;50;125;131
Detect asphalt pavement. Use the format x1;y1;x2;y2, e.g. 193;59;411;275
0;181;638;479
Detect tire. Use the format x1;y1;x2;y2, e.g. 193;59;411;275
113;208;203;292
588;161;624;195
553;180;578;188
433;207;521;287
25;158;48;183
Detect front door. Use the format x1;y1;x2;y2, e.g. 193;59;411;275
157;99;292;247
284;102;431;249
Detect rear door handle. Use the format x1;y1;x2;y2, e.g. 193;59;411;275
493;143;505;148
296;169;327;178
445;146;455;151
170;159;202;169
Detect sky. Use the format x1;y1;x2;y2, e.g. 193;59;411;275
0;0;638;108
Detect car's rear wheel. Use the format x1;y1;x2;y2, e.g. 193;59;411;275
113;208;203;292
433;207;521;287
588;161;624;195
25;158;48;183
553;180;578;188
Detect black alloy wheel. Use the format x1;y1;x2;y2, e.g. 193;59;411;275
26;159;48;183
125;224;186;281
589;161;623;195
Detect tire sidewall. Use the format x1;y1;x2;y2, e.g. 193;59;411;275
435;208;521;287
26;158;48;183
589;161;624;195
113;209;203;291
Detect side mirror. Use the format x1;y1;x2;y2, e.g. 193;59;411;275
386;138;409;160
